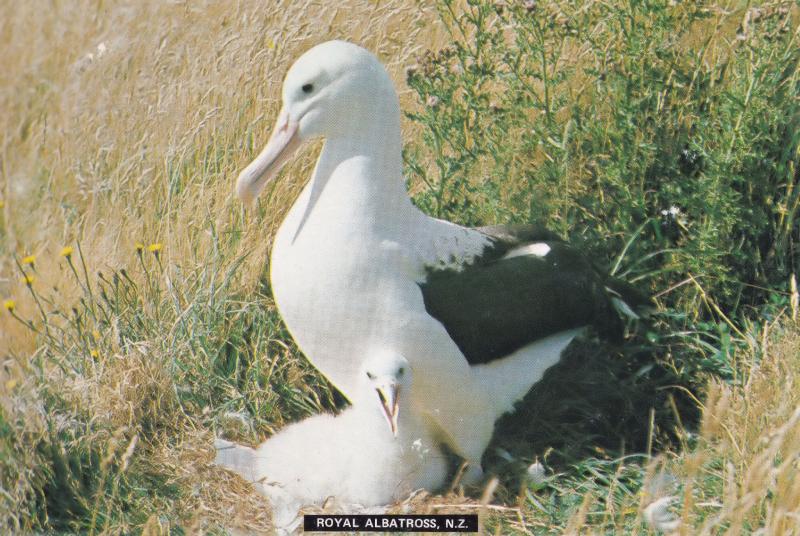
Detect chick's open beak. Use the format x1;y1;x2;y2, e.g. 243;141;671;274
376;383;400;437
236;108;301;204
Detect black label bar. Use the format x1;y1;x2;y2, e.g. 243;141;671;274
303;514;478;533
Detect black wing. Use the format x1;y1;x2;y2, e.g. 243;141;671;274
419;224;649;365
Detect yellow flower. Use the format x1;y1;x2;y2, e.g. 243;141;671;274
90;349;100;359
267;38;276;50
60;246;74;258
3;300;15;312
21;275;35;287
147;243;163;253
5;379;17;391
135;242;144;253
21;255;36;266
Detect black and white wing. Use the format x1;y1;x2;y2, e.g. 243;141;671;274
418;224;650;365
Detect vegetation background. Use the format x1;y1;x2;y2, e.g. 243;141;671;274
1;0;798;533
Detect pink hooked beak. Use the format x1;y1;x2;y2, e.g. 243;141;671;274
236;108;302;204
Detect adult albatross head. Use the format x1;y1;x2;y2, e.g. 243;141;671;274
236;40;400;204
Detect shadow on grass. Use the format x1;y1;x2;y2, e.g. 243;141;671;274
483;333;701;493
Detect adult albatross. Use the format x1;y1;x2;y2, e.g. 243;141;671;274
236;40;649;477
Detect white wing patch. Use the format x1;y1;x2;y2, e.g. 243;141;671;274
503;243;551;260
416;220;494;275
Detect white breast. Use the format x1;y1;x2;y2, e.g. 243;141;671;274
270;180;411;394
248;404;447;528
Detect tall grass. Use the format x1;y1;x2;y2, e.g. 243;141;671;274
1;0;433;531
1;0;799;534
404;0;800;495
406;1;799;314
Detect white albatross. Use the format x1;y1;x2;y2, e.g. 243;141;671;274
235;40;650;479
214;349;448;530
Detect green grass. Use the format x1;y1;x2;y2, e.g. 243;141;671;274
405;0;799;500
1;0;799;533
406;1;799;315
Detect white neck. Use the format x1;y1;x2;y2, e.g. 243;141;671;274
287;108;418;242
319;135;408;206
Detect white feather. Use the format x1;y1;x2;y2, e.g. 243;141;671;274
214;350;447;531
503;242;551;259
252;40;590;477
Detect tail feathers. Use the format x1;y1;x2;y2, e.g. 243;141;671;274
214;438;259;482
605;277;656;318
611;296;641;320
596;278;655;343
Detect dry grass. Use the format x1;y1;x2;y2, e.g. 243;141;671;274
112;327;800;534
683;326;800;534
1;1;439;532
1;0;437;353
462;319;800;534
604;321;800;535
2;0;799;534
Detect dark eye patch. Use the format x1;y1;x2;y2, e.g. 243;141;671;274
302;83;314;94
366;371;375;380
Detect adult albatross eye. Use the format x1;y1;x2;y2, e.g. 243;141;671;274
302;83;314;94
366;371;375;380
398;367;405;376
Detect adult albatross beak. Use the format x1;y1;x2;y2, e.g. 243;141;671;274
376;383;400;437
236;108;302;204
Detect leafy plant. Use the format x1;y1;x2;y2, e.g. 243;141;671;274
406;0;799;316
404;0;800;504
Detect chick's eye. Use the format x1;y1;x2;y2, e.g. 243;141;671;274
366;371;375;380
398;367;405;376
302;83;314;94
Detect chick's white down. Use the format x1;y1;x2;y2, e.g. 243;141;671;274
214;349;448;527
